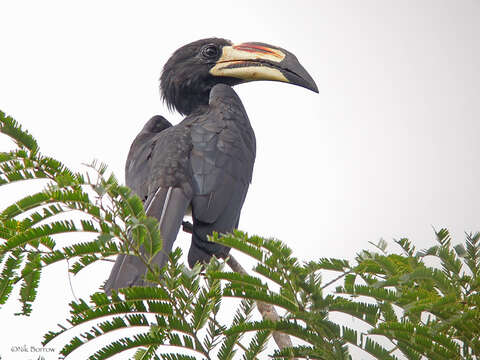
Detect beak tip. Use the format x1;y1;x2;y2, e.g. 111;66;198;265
300;78;319;94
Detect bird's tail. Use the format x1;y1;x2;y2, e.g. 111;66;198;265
104;187;190;295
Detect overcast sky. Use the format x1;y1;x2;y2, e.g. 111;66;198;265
1;1;479;359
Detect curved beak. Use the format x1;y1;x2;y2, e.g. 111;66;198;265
209;42;318;93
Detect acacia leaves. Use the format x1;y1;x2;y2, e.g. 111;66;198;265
0;110;157;315
331;232;480;359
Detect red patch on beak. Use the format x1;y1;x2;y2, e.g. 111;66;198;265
233;43;282;58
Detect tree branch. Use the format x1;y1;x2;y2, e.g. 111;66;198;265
226;255;295;356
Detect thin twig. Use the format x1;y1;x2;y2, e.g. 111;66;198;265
65;257;79;302
321;269;354;290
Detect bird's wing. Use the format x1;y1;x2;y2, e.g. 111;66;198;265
125;115;173;201
104;115;192;294
187;84;256;266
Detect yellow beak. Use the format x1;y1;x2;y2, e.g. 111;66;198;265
210;42;318;93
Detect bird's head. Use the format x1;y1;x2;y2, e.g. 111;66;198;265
160;38;318;115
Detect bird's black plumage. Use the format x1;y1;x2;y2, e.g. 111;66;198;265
160;38;241;115
104;37;317;294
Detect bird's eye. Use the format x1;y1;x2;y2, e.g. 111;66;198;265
201;45;219;59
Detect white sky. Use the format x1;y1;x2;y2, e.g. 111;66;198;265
0;1;479;359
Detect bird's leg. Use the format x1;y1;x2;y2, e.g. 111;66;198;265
182;220;194;234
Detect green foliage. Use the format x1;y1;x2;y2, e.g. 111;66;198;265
2;110;480;359
331;232;480;359
0;110;156;315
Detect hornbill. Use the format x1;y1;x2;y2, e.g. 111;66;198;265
104;38;318;294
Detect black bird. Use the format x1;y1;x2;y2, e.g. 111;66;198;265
104;38;318;294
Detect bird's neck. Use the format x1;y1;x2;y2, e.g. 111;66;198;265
175;87;211;116
161;72;217;116
161;74;243;116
